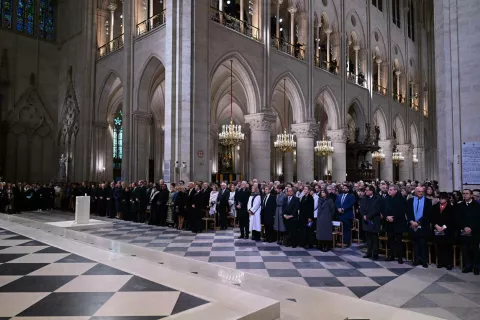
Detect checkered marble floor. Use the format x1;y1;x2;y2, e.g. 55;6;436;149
77;220;416;299
0;227;208;319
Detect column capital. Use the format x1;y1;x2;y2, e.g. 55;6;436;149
395;70;402;76
324;28;332;35
273;0;284;6
132;111;152;124
327;129;348;143
376;58;383;64
244;113;276;131
97;8;109;18
107;3;117;12
291;123;319;138
353;45;360;51
288;7;297;15
298;11;307;20
378;139;395;151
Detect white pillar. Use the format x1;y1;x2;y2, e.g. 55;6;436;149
240;0;244;32
219;0;224;24
354;45;360;83
325;28;332;64
292;123;318;182
132;112;153;182
347;40;351;77
284;152;293;182
315;25;320;60
413;147;425;182
327;129;348;182
376;58;382;92
288;7;296;46
245;113;276;182
395;70;401;98
108;3;117;43
276;0;283;44
378;140;394;182
149;0;154;18
397;144;412;182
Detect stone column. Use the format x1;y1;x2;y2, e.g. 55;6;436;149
209;124;219;176
108;3;117;45
413;147;425;182
93;121;109;182
382;61;389;91
376;58;382;92
132;112;152;182
288;7;296;45
149;0;154;18
325;29;332;64
327;129;348;182
284;152;294;182
219;0;224;24
378;139;394;182
240;0;244;32
315;24;320;59
396;144;412;182
395;70;401;98
291;123;318;182
244;113;276;182
353;45;360;83
275;0;283;46
298;11;307;53
346;40;351;76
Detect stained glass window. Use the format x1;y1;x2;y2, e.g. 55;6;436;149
39;0;55;39
1;0;13;28
113;111;123;161
17;0;35;34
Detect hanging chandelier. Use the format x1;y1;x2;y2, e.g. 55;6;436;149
219;60;244;147
274;79;296;153
392;151;404;166
412;154;419;165
372;148;386;163
314;92;334;157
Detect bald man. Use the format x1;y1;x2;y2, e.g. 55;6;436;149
406;186;432;268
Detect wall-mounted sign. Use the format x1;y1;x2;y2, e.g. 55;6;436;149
462;142;480;185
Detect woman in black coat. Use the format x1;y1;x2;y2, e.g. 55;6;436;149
298;186;314;248
191;184;203;233
431;192;456;270
174;187;187;230
120;185;130;221
148;185;161;225
316;189;335;251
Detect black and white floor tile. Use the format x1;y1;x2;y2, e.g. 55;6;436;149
78;220;415;298
0;227;209;319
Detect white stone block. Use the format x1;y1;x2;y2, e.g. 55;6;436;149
75;196;90;225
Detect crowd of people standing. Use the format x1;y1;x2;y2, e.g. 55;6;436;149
1;178;479;274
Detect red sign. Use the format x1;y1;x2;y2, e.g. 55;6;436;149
197;150;204;158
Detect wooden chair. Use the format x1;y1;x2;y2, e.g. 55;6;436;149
378;234;389;257
332;221;345;248
202;210;216;231
453;244;463;269
351;219;361;244
402;238;412;261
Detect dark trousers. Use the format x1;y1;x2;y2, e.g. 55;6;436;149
285;218;298;246
137;208;145;223
365;232;379;256
462;240;480;269
217;207;227;228
413;236;427;262
238;210;249;236
387;232;404;259
264;223;275;242
252;230;261;241
107;200;114;218
158;206;167;226
437;243;453;266
338;216;352;245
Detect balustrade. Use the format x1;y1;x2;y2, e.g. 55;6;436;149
137;10;166;36
209;7;259;41
97;34;124;59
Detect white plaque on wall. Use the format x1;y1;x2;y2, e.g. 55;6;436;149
163;160;171;183
462;142;480;185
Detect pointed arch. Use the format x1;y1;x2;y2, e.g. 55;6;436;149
393;44;405;72
410;121;419;147
347;97;366;131
210;51;261;116
372;106;388;140
315;85;340;130
393;114;406;145
372;28;387;61
97;70;123;122
346;10;366;47
270;71;306;124
136;54;165;114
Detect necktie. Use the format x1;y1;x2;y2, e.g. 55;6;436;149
288;196;291;204
341;194;346;205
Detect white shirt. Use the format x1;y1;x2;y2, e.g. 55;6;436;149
313;193;319;218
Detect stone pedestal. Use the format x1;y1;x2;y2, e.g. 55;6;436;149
75;196;91;224
292;123;318;182
327;129;348;182
378;140;394;182
245;113;275;182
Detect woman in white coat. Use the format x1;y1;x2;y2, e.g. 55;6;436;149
248;184;262;241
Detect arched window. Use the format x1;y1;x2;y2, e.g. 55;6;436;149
39;0;55;39
407;0;415;41
1;0;13;28
17;0;35;34
113;111;123;180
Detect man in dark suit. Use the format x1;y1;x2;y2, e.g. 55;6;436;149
185;182;197;229
261;185;277;243
458;189;480;275
335;184;356;246
406;186;432;268
360;185;382;260
283;187;300;247
136;181;148;223
235;181;251;239
385;184;407;264
96;183;107;217
216;182;230;230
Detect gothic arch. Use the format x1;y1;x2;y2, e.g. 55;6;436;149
372;28;387;61
393;44;405;72
347;97;366;131
315;85;340;130
393;114;407;145
346;10;366;47
210;51;261;116
136;55;165;114
97;70;123;122
372;106;388;140
410;121;419;147
270;72;306;124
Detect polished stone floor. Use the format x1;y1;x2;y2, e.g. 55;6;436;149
3;211;480;320
0;227;208;318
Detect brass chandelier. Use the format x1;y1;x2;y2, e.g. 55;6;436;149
314;92;334;157
372;149;386;163
412;154;419;165
274;79;296;153
392;150;404;166
219;60;244;147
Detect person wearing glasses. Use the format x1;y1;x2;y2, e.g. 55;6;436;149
458;189;480;275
